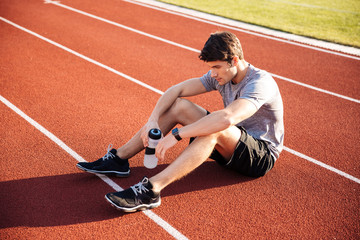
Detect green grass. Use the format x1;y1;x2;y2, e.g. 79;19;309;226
159;0;360;48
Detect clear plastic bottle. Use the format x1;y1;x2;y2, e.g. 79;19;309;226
144;128;162;169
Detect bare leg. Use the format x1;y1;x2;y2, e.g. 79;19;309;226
150;125;241;193
116;98;208;159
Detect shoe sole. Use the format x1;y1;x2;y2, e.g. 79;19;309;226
104;195;161;213
76;164;130;177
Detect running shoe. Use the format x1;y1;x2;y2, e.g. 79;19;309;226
76;144;130;177
105;177;161;212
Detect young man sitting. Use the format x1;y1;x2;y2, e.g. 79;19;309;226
77;31;284;212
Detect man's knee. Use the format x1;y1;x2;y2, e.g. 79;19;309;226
211;127;242;159
192;126;240;145
164;98;187;121
171;98;188;114
195;132;221;147
168;98;207;125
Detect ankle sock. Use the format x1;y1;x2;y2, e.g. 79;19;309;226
112;149;128;164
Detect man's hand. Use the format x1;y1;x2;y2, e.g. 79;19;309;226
155;134;178;161
140;121;160;147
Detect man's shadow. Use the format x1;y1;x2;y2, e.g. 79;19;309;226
0;160;254;229
127;160;254;198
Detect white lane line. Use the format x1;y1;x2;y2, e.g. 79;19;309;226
45;1;360;104
284;147;360;184
1;18;359;185
0;95;188;240
0;17;164;96
125;0;360;58
46;0;199;53
271;74;360;104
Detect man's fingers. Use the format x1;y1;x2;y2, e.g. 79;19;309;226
155;145;162;160
155;142;165;161
140;130;148;147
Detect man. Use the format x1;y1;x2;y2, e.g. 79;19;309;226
77;31;284;212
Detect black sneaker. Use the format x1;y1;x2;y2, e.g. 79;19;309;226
76;144;130;177
105;177;161;212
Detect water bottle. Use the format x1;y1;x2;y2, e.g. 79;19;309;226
144;128;162;169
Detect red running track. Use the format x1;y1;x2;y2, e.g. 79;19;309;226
0;0;359;239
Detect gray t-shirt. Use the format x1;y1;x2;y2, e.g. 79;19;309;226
200;64;284;159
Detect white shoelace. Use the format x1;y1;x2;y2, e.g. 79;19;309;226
131;179;149;196
102;144;115;161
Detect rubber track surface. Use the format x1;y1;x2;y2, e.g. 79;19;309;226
1;0;359;239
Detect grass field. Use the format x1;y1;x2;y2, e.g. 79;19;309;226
159;0;360;48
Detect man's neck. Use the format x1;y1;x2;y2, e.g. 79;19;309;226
231;60;249;84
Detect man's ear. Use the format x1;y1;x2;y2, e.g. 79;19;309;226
232;56;239;66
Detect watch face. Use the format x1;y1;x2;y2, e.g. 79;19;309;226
172;128;181;141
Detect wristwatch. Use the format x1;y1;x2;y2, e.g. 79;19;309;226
171;128;182;141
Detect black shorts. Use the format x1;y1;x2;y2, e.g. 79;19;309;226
189;126;275;178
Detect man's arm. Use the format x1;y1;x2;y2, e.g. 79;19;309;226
148;78;207;123
141;78;207;146
177;98;257;139
155;98;257;161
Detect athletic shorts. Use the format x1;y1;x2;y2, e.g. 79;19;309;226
189;119;274;178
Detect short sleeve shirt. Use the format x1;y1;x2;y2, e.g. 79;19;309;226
200;64;284;159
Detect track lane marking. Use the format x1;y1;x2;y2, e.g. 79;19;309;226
1;17;359;185
47;0;199;53
45;1;360;104
0;18;164;96
0;95;188;240
271;73;360;103
284;147;360;184
124;0;360;58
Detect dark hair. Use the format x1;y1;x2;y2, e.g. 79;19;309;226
199;31;244;63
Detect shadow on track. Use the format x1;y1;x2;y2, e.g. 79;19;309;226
125;160;256;198
0;173;122;228
0;160;255;228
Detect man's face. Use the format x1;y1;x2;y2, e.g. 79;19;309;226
206;60;238;85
